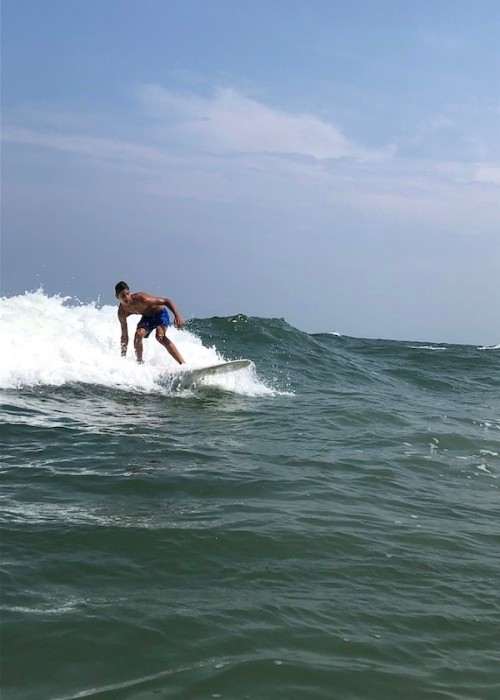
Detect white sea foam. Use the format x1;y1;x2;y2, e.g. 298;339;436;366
478;344;500;350
407;345;447;351
0;291;273;396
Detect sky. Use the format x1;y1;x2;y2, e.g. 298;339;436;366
1;0;499;345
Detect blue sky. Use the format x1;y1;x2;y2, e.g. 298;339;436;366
1;0;499;344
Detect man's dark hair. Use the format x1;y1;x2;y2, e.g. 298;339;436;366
115;281;129;295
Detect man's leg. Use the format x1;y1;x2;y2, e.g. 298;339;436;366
156;327;185;365
134;327;147;364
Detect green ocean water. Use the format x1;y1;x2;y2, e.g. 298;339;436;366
1;297;499;699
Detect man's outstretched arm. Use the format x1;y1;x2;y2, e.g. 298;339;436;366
160;297;185;328
118;307;129;356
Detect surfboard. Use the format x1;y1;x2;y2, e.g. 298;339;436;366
183;359;252;381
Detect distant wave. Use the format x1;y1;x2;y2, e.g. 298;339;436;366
407;345;448;351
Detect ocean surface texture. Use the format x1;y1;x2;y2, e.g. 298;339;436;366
1;292;499;700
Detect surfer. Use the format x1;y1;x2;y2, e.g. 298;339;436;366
115;281;186;365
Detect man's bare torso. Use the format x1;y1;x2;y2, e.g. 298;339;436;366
119;292;164;318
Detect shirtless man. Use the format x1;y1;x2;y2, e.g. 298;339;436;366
115;281;185;365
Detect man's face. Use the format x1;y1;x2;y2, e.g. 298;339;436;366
117;289;131;304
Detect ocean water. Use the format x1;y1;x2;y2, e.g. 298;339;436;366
1;291;499;700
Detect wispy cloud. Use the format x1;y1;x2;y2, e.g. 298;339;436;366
472;164;500;186
2;86;499;224
138;85;362;160
2;127;165;164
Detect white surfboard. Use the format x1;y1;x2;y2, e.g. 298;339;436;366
183;359;252;381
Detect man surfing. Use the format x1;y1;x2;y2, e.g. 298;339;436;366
115;281;185;365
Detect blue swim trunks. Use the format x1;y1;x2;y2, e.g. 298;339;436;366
137;308;170;338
